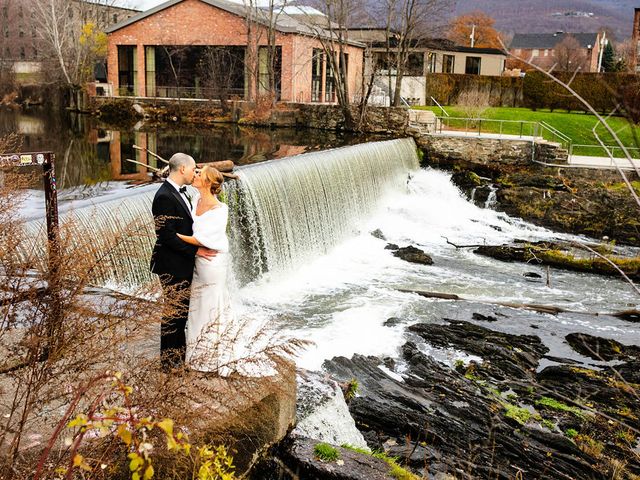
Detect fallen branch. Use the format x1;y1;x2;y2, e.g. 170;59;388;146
125;158;161;173
442;236;486;249
133;144;168;164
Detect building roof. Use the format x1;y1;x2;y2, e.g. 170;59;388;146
510;32;599;49
105;0;365;46
347;29;506;56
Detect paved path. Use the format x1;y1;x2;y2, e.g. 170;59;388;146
568;155;640;170
430;131;538;141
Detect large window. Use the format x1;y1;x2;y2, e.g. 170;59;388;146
427;52;437;73
117;45;137;95
311;48;323;102
465;56;481;75
325;57;335;102
258;46;282;100
407;52;424;75
442;54;455;73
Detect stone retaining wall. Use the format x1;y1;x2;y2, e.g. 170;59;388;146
415;134;568;170
92;96;409;133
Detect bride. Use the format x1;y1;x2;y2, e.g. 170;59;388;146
176;165;250;376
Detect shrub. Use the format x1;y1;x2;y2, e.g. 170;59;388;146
456;88;491;119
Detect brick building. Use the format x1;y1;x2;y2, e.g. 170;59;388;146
0;0;138;75
105;0;365;103
509;32;603;72
632;8;640;72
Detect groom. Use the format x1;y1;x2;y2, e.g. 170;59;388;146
150;152;216;371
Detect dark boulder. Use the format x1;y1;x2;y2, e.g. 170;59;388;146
277;437;395;480
392;246;433;265
565;333;640;362
472;312;498;322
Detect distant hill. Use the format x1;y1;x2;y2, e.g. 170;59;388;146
454;0;636;41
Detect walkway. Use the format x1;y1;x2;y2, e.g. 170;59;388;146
568;154;640;171
431;130;538;141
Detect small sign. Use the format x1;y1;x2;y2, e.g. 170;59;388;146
1;152;53;167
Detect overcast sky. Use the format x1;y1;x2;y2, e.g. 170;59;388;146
125;0;164;11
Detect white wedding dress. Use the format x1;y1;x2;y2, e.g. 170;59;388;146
185;202;275;377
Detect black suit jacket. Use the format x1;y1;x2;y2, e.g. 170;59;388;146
150;182;198;281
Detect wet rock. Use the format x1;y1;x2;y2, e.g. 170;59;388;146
472;312;497;322
392;246;433;265
474;243;640;280
612;309;640;323
451;170;485;189
409;320;548;381
384;243;399;250
565;333;640;362
524;272;542;278
324;320;640;479
278;437;395;480
370;229;386;240
293;371;368;450
473;185;492;206
383;317;403;327
323;334;600;479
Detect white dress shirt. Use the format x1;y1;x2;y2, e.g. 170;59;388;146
165;178;195;217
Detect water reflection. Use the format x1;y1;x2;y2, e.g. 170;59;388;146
0;107;369;190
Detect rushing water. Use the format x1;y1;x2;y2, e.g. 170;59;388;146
15;135;640;374
234;167;640;371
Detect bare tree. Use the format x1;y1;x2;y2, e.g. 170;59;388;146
32;0;110;107
199;46;244;113
242;0;283;103
373;0;451;107
297;0;358;128
554;35;588;72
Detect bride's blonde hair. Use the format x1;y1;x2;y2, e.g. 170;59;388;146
201;165;224;195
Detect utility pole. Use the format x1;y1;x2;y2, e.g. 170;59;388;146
597;31;607;72
470;24;476;48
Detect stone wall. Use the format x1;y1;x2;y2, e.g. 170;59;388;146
417;135;534;169
93;96;409;133
416;134;568;171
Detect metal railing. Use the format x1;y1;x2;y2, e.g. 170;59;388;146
430;97;449;117
116;85;248;100
434;116;576;150
569;144;640;159
151;86;247;100
435;116;539;138
538;121;572;152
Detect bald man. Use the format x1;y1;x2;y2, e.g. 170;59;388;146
150;153;216;371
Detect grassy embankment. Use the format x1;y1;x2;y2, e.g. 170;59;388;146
414;106;640;157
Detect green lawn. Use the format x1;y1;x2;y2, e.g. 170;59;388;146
414;106;640;157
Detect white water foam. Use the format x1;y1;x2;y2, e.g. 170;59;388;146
238;168;640;371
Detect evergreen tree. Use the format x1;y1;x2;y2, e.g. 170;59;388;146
602;41;615;72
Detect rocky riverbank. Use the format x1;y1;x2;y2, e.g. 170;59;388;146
422;147;640;247
252;310;640;479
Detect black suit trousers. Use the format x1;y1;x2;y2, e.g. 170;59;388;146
159;274;192;370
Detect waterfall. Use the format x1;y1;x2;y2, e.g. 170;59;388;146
225;138;419;283
484;184;498;209
18;138;419;288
